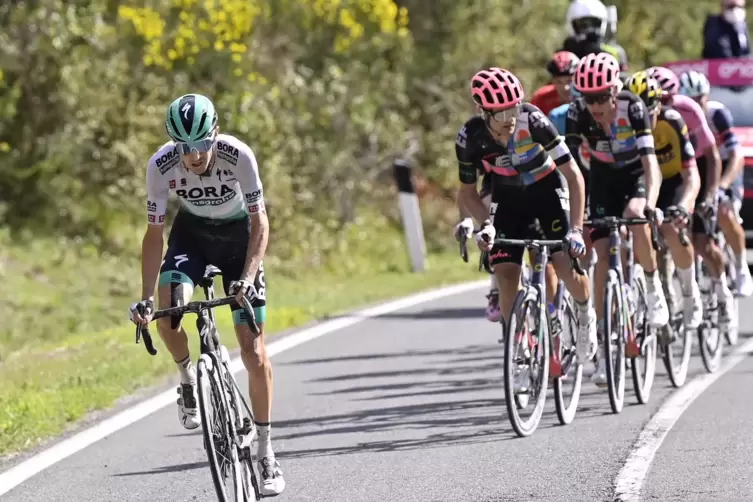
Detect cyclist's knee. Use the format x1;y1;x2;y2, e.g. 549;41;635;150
623;198;645;219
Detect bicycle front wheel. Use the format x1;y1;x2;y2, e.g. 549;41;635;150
630;272;657;405
198;355;244;502
552;290;583;426
504;285;550;438
603;270;626;414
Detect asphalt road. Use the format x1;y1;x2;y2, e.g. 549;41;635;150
2;285;753;502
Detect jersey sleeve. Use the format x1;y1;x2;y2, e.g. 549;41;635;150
528;106;572;166
665;109;697;169
234;143;266;215
627;98;655;155
711;106;740;153
146;162;169;225
456;122;479;184
564;100;585;157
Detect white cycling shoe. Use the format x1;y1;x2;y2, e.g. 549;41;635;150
258;456;286;497
177;383;201;430
591;353;608;388
576;306;598;361
683;286;703;330
736;266;753;297
646;288;670;328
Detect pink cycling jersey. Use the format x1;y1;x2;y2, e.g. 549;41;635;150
668;94;715;159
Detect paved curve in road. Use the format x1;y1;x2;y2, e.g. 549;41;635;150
2;285;753;502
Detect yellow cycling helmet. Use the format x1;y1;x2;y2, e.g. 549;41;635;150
626;71;663;111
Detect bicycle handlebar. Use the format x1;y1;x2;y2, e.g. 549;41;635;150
135;295;259;356
492;237;586;276
584;215;662;252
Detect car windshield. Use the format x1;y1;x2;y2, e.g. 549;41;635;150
708;86;753;127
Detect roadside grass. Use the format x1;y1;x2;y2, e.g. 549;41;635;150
0;221;486;457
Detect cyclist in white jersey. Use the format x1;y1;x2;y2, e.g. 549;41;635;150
128;94;285;497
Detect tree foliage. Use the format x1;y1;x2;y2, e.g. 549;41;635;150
0;0;726;267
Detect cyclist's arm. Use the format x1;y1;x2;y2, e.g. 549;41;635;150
142;163;168;301
531;109;584;230
629;100;661;207
712;107;744;188
236;144;269;283
668;112;700;210
564;102;586;171
456;127;489;225
702;143;722;202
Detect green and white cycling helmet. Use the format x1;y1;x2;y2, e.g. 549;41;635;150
679;71;710;98
165;93;219;154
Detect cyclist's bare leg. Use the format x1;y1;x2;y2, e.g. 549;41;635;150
693;233;724;277
661;223;694;270
592;237;610;321
719;203;746;264
494;263;523;328
156;282;193;368
157;281;200;429
623;198;657;274
550;252;589;303
234;323;273;423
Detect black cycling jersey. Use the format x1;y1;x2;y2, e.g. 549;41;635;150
456;104;572;187
565;90;654;170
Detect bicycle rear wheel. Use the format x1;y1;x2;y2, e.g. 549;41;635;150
660;269;692;388
552;290;583;426
630;272;657;404
603;270;626;414
504;286;549;437
197;355;244;502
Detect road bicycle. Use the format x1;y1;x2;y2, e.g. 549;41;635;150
135;265;263;501
492;237;585;437
583;215;660;414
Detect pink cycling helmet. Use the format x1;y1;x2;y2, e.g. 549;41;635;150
573;53;621;93
470;68;524;109
646;66;680;96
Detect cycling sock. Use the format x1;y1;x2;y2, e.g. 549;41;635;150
677;263;695;296
735;250;746;271
175;355;196;385
255;421;273;458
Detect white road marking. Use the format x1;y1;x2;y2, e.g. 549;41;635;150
0;279;487;496
613;336;753;501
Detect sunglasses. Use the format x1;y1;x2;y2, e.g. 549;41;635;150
582;92;612;105
175;133;217;155
482;104;521;122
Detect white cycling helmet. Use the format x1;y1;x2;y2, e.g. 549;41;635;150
567;0;608;39
679;70;710;98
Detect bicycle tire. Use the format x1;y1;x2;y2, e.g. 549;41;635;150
697;258;724;373
630;272;657;405
504;285;549;437
659;267;692;388
724;249;740;346
198;356;244;502
552;291;583;426
219;346;261;501
603;270;626;414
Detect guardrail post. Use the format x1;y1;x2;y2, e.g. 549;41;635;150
393;159;427;272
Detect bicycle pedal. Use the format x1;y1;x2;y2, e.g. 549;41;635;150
626;340;641;358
